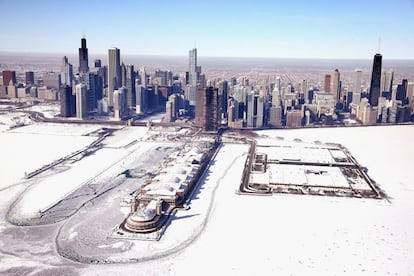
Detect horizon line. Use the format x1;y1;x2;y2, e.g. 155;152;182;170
1;50;413;61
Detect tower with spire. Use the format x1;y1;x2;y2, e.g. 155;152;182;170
368;41;382;107
78;35;89;74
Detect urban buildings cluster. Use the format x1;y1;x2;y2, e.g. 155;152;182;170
1;36;413;128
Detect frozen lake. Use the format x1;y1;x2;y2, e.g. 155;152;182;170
0;123;413;275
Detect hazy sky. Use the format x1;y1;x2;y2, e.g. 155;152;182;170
1;0;413;59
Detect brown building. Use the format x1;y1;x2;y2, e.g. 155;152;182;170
2;70;16;86
286;110;303;127
195;87;218;131
324;74;331;92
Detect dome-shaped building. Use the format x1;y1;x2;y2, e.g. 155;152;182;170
124;200;162;232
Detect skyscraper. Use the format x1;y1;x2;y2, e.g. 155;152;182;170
218;80;228;121
188;48;198;86
2;70;16;86
94;59;102;68
301;79;308;103
185;48;199;108
195;87;218;131
60;85;76;117
120;62;127;87
354;69;362;94
75;83;88;119
85;72;103;111
368;53;382;107
351;69;362;105
272;82;282;107
324;74;331;92
396;79;408;102
381;69;394;99
247;91;264;128
331;69;341;104
139;67;147;88
135;82;147;114
125;64;136;108
108;47;121;107
25;71;34;86
114;87;127;120
43;71;61;89
78;37;89;74
97;66;108;88
61;56;73;86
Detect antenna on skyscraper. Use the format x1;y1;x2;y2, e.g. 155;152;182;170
194;40;197;49
82;32;86;39
377;37;381;53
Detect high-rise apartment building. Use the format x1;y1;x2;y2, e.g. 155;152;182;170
331;69;341;104
135;83;147;114
195;87;218;131
60;85;76;117
85;72;103;111
108;47;121;106
301;79;308;103
381;69;394;99
286;110;303;127
368;53;382;107
61;56;73;86
165;94;179;123
125;64;136;108
114;87;127;120
154;69;172;86
354;69;362;94
78;37;89;74
352;69;362;105
324;74;331;92
218;80;228;121
97;66;108;88
247;92;264;128
75;83;88;119
139;67;147;88
43;71;61;90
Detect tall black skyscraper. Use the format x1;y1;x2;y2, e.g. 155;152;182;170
79;37;89;74
368;53;382;107
125;64;136;108
108;47;121;106
94;59;102;68
396;79;408;103
60;85;76;117
195;87;218;131
25;71;34;86
85;72;103;111
218;80;228;120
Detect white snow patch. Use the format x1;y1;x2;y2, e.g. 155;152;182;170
0;130;96;189
22;103;60;119
68;231;78;240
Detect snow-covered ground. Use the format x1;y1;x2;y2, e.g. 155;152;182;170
22;103;60;118
136;112;165;123
171;126;414;276
0;124;99;188
85;125;414;276
1;123;414;275
7;125;150;221
0;111;32;131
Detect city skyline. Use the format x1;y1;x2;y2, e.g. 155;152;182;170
1;0;414;59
